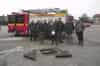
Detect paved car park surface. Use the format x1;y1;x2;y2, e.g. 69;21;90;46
0;25;100;66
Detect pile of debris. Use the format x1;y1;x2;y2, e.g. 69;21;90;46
24;48;72;61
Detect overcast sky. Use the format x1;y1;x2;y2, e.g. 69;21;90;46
0;0;99;18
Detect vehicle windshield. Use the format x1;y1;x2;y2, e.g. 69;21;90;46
16;15;24;23
8;15;16;23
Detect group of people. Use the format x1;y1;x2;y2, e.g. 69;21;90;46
29;16;85;46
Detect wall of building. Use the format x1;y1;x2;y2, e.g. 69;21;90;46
0;15;8;25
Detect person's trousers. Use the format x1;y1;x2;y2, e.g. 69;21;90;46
55;32;63;43
30;33;33;41
76;32;84;44
30;32;38;41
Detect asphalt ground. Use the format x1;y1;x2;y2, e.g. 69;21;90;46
0;25;100;66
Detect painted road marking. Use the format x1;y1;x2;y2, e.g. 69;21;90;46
0;37;25;41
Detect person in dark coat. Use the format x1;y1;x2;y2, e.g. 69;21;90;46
29;20;35;41
46;20;53;40
33;20;41;40
42;20;48;38
64;16;74;38
54;18;64;45
43;20;49;36
48;20;56;44
38;20;43;33
39;20;48;43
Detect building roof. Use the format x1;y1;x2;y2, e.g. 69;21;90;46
22;8;67;14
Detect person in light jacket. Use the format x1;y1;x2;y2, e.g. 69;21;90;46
75;20;85;46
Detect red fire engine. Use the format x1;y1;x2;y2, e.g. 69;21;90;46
8;12;29;35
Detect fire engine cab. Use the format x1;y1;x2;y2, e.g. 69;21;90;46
8;12;29;35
